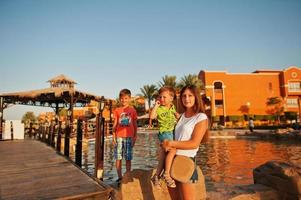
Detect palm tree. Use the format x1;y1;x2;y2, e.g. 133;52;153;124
266;96;282;106
175;74;204;111
158;75;177;88
140;84;157;110
178;74;203;89
266;96;284;123
157;75;184;111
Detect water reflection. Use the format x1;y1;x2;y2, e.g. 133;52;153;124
199;138;301;193
70;131;301;193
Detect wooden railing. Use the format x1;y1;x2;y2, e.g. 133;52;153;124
23;119;114;178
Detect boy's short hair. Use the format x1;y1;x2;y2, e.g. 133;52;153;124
158;86;175;98
119;88;131;98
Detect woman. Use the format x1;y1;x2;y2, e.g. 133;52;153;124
162;85;208;200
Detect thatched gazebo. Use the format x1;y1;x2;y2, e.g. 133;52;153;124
0;74;103;139
0;74;108;180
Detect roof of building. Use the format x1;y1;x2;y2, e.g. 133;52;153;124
253;69;282;73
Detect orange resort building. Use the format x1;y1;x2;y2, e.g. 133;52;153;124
199;66;301;126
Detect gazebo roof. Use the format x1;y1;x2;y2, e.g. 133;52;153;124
1;87;100;101
48;74;77;84
0;75;102;108
0;87;102;108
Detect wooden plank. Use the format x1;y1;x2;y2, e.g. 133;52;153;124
0;140;112;200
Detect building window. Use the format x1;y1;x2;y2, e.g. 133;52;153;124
268;82;272;91
291;72;297;78
215;100;223;108
288;82;301;92
286;98;298;108
214;82;223;93
214;82;223;89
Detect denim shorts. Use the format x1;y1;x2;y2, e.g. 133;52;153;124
190;166;198;183
158;131;174;142
190;157;198;183
114;137;133;160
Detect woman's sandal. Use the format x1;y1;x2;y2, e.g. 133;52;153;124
163;173;176;188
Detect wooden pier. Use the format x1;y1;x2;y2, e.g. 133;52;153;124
0;140;112;200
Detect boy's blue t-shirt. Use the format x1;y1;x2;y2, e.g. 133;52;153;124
156;104;177;133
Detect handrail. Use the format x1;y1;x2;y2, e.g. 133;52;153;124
24;120;114;180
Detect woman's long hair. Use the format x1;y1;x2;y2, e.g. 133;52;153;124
179;85;209;143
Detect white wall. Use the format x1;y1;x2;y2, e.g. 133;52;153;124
3;120;24;140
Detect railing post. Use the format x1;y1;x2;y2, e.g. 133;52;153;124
47;123;51;145
56;121;62;153
64;123;70;158
37;124;41;140
42;124;46;142
0;96;3;140
39;123;42;140
75;119;83;167
101;117;105;160
10;121;13;140
29;122;33;139
33;123;37;139
95;98;105;180
49;122;53;145
95;114;101;178
51;121;55;148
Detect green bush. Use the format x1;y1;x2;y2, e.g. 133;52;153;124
254;115;275;121
228;115;244;122
284;112;297;120
212;116;220;122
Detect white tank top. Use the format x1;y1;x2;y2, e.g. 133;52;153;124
175;112;207;157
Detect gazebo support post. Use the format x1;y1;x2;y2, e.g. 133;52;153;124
55;103;62;152
64;95;74;158
70;94;74;136
64;119;70;158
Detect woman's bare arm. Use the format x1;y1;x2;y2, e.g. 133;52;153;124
163;119;208;150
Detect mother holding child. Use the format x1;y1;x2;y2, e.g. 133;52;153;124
151;85;209;200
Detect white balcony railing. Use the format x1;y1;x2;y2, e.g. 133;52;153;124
288;88;301;92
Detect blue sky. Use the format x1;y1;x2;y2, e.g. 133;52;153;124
1;0;301;119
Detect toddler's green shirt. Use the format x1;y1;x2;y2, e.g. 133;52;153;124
157;105;177;133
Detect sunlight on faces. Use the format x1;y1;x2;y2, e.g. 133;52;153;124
181;89;195;109
158;91;174;106
120;95;131;107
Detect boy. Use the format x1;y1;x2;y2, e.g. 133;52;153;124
113;89;138;183
150;86;178;188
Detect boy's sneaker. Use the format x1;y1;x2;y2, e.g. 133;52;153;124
163;173;176;188
151;174;160;186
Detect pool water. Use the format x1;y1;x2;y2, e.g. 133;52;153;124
71;131;301;194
